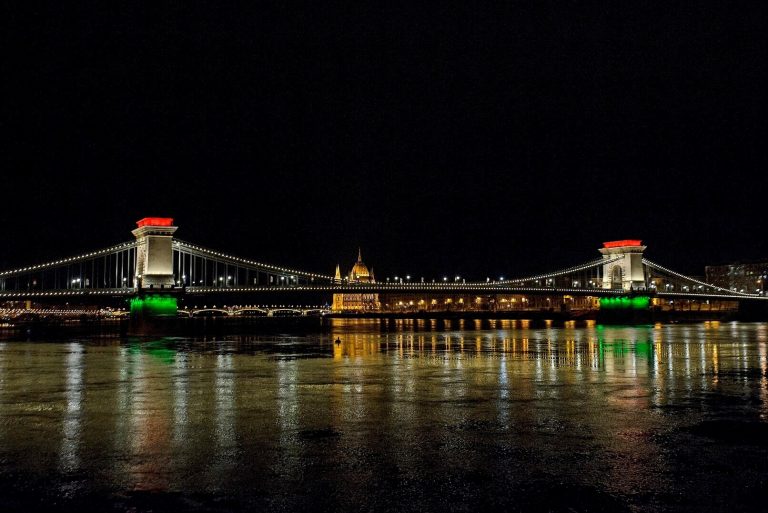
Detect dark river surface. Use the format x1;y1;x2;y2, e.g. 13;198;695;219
1;319;767;512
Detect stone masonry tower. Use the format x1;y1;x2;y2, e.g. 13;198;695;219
600;240;647;291
132;217;178;290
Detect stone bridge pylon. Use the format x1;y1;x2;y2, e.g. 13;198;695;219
599;240;647;291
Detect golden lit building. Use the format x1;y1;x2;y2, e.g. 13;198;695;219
332;249;380;312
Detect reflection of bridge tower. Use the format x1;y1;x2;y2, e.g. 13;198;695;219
132;217;178;290
599;240;647;291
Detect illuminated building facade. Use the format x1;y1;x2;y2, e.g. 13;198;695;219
379;293;598;313
705;261;768;295
332;250;380;312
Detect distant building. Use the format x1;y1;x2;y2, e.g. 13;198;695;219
705;261;767;294
332;249;380;312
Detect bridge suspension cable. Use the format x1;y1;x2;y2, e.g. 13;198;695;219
643;258;760;297
174;240;334;282
0;241;137;278
505;256;622;285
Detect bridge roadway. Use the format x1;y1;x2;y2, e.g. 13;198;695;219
1;283;765;302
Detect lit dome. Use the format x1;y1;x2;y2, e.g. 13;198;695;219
351;261;370;278
349;248;374;282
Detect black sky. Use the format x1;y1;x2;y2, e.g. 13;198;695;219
2;3;766;279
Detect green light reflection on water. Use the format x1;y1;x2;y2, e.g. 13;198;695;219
127;338;177;365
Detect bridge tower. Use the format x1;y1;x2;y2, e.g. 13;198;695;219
132;217;178;290
599;240;647;291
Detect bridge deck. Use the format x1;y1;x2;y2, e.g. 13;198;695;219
1;284;764;301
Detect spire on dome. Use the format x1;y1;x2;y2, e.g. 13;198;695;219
357;247;362;263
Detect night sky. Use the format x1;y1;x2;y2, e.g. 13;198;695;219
3;3;766;280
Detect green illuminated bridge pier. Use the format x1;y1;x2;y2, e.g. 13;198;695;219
1;219;766;330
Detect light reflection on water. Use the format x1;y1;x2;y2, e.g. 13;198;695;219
60;342;83;474
0;321;766;511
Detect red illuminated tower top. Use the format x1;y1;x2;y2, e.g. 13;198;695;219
602;239;642;249
136;217;174;228
132;217;177;238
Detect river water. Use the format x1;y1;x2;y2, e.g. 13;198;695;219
0;320;767;512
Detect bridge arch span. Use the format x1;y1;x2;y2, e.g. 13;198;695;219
610;265;623;290
234;307;269;316
269;308;304;317
189;308;231;317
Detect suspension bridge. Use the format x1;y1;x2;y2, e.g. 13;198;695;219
0;218;765;306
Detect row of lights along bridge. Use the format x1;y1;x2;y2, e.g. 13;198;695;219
63;276;747;293
383;276;596;287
